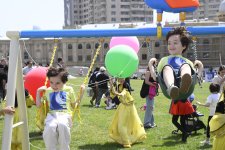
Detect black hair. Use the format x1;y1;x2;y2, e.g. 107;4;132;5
57;57;63;63
94;67;100;72
166;26;192;53
115;79;131;94
209;83;220;93
15;89;29;108
47;67;69;83
26;60;33;65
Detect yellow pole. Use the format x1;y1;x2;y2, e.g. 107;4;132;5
157;13;162;39
179;12;186;26
72;39;104;121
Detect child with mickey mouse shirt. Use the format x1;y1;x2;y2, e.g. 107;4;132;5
36;67;85;150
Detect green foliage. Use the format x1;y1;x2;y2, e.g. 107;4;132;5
0;78;212;149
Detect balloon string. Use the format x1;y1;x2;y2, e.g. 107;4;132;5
117;58;134;78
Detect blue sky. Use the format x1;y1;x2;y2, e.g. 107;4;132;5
0;0;178;37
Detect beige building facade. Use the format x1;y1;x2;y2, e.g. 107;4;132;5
0;21;224;69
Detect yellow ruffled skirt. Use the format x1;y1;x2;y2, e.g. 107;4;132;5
212;136;225;150
109;103;146;147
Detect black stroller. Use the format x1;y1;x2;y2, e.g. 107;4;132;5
172;104;206;135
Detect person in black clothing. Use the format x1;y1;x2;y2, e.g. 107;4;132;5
209;85;225;150
0;58;8;102
88;67;100;106
56;57;65;68
0;71;7;102
95;66;109;108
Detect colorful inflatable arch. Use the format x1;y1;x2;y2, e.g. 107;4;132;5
144;0;199;13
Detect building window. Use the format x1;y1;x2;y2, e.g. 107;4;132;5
36;49;41;59
78;44;83;49
203;39;210;51
24;52;29;59
86;43;91;49
203;52;209;58
155;41;160;47
86;55;91;61
121;18;130;21
203;39;209;45
142;54;147;60
68;55;73;61
104;43;109;49
78;55;83;61
68;44;73;49
187;53;193;59
95;43;99;49
111;18;116;21
111;11;116;15
121;11;129;15
121;5;130;8
68;49;73;61
155;54;160;59
142;42;147;48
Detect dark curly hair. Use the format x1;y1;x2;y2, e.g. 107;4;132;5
166;26;192;53
209;83;220;93
47;67;69;83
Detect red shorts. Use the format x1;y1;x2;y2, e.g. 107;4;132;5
169;100;194;115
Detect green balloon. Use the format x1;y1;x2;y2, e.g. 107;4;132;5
105;45;139;78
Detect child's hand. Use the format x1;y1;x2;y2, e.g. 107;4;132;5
109;78;113;86
1;106;15;115
114;91;122;96
37;86;47;92
149;58;157;67
80;84;85;90
196;101;201;105
111;87;117;95
152;82;157;87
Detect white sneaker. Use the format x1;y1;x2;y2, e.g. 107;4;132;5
94;105;100;108
167;85;179;100
105;102;116;110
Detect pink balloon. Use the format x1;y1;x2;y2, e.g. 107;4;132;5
109;36;140;53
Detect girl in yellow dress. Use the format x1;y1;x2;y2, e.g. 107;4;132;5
11;89;34;150
210;85;225;150
109;78;146;148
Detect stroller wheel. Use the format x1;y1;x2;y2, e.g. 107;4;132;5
172;130;178;134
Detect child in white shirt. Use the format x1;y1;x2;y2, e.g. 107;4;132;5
197;83;220;145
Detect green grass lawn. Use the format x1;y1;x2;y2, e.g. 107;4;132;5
0;78;213;149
